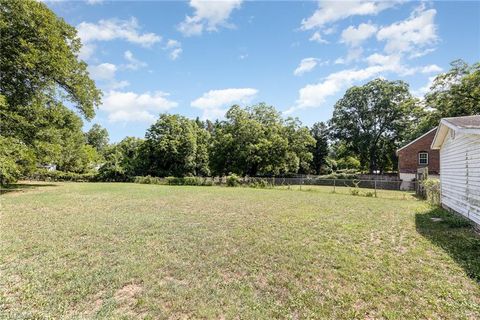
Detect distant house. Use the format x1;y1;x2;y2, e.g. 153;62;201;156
396;127;440;190
431;115;480;226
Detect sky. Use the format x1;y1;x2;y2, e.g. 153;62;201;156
44;0;480;142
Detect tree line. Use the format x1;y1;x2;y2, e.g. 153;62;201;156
1;0;479;185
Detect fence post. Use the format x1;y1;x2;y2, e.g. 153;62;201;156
374;180;377;198
333;178;336;193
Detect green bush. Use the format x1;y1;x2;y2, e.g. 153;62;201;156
164;176;212;186
29;170;95;182
318;171;359;180
226;174;241;187
134;175;163;184
249;179;272;189
165;176;183;185
365;191;374;197
422;178;441;205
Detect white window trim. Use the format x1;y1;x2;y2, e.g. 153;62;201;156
418;152;428;165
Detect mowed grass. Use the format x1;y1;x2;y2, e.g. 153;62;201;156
1;183;479;319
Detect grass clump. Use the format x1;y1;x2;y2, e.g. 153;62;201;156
226;173;241;187
422;178;441;205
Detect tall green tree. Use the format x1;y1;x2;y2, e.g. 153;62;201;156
210;104;315;176
310;122;330;174
414;60;480;135
98;137;144;181
85;124;110;154
0;0;101;118
0;0;101;183
330;79;419;173
143;114;210;177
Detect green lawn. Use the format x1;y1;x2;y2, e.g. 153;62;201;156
1;182;479;319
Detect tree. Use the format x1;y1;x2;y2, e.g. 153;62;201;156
0;137;35;185
143;114;209;177
209;104;315;176
330;79;419;173
310;122;329;174
417;60;480;133
0;0;101;183
0;0;101;119
97;137;144;182
85;124;109;154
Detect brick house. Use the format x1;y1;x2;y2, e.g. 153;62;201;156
396;127;440;189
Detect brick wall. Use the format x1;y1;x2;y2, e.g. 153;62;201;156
397;129;440;175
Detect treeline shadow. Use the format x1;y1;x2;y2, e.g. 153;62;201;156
416;208;480;282
0;183;57;195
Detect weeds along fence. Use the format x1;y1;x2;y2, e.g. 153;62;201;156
238;177;417;192
137;175;417;193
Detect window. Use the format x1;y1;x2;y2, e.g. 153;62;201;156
418;152;428;165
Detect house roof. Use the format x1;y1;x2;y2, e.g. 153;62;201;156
442;115;480;129
431;115;480;150
396;127;437;155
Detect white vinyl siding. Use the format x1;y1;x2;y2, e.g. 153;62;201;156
440;132;480;225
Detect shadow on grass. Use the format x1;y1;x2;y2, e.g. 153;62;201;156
416;207;480;282
0;183;57;195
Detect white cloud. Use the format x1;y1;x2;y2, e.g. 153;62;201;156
366;53;401;66
86;0;103;4
409;48;436;59
309;31;329;44
341;23;377;47
191;88;258;119
88;63;117;81
101;90;178;123
78;43;96;60
124;50;147;70
164;39;183;60
412;76;436;98
421;64;442;74
88;63;130;89
301;0;397;30
335;47;364;64
294;58;325;76
336;23;377;64
376;5;438;55
170;48;183;60
178;0;243;36
77;18;161;59
286;62;403;114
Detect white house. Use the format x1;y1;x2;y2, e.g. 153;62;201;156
431;115;480;226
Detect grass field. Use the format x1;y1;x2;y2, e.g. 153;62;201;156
1;182;479;319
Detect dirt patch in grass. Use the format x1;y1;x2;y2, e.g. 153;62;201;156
115;283;143;307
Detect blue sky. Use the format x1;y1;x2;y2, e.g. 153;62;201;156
45;0;480;142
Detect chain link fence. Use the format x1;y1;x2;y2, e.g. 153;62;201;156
144;176;418;200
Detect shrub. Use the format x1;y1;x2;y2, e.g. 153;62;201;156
249;179;271;189
166;176;183;185
29;170;96;182
164;176;212;186
422;178;441;205
183;176;201;185
226;174;240;187
134;175;163;184
365;191;374;197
